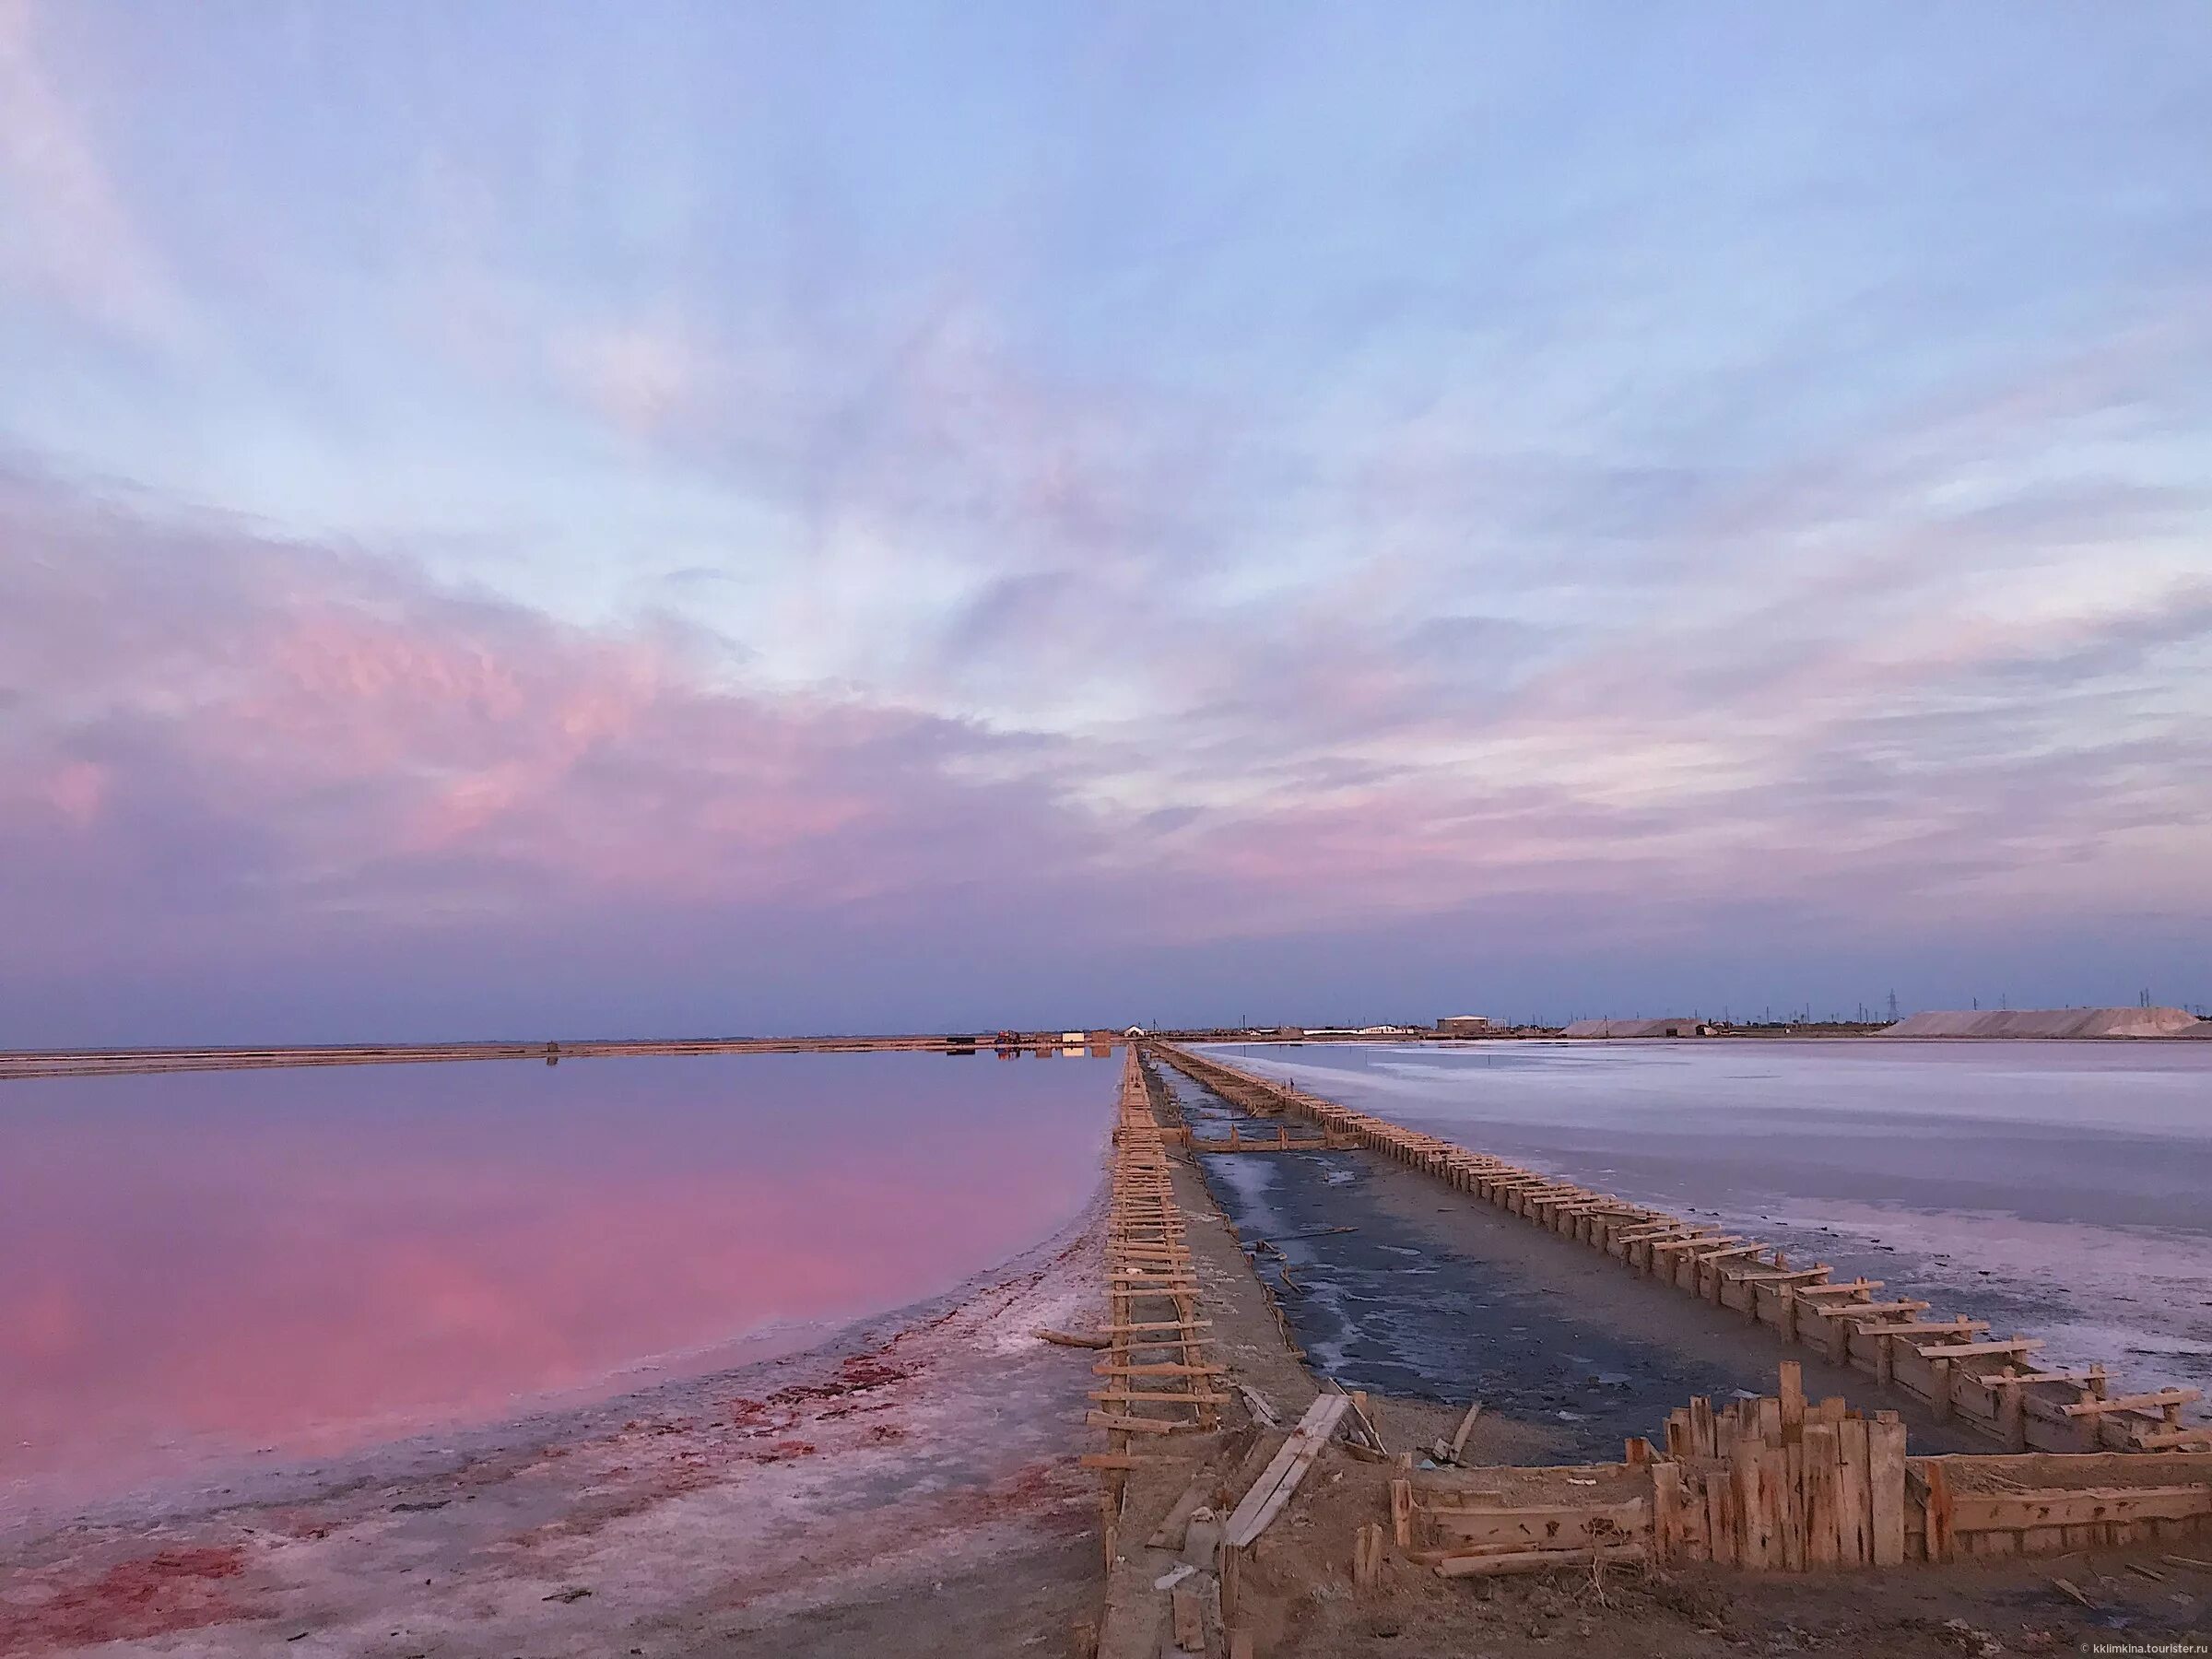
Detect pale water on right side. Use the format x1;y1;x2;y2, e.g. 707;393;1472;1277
1202;1039;2212;1418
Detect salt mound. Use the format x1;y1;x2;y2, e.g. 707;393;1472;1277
1881;1006;2201;1039
1561;1017;1703;1038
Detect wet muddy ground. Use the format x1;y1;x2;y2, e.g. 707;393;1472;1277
1159;1065;1987;1461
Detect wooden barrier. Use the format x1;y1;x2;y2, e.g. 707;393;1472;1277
1651;1365;1905;1569
1092;1048;1218;1572
1381;1362;2212;1583
1394;1463;1653;1577
1152;1043;2210;1459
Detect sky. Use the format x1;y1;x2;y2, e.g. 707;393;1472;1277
3;1;2209;1042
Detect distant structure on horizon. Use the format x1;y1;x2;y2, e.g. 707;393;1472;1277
1882;1006;2205;1039
1436;1015;1492;1038
1559;1017;1711;1039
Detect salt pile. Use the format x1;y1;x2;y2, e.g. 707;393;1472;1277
1882;1006;2201;1039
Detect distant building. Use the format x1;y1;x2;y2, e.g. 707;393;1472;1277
1437;1015;1491;1038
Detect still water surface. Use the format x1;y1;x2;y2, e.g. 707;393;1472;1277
1204;1040;2212;1410
0;1051;1110;1517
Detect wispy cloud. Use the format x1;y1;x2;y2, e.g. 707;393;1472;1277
0;0;185;346
1;6;2208;1031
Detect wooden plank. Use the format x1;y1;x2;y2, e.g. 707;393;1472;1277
1426;1500;1649;1547
1736;1452;1774;1569
2138;1428;2212;1450
1431;1541;1646;1578
1091;1362;1227;1377
1924;1459;1956;1564
1650;1461;1685;1565
1803;1300;1931;1320
1912;1338;2042;1360
1448;1400;1484;1462
1353;1521;1384;1593
1804;1422;1841;1569
1171;1586;1204;1652
1085;1410;1188;1435
1869;1415;1907;1567
1836;1418;1873;1568
2062;1387;2201;1417
1707;1465;1737;1568
1147;1465;1220;1550
1223;1394;1351;1548
1780;1361;1806;1444
1949;1486;2212;1531
1087;1389;1230;1406
1078;1452;1155;1470
1780;1443;1806;1571
1694;1242;1768;1263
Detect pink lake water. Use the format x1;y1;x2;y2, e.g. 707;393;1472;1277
0;1051;1112;1523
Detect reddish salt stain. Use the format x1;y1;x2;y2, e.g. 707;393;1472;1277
0;1545;254;1652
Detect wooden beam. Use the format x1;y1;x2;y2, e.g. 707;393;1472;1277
1802;1300;1930;1320
2062;1387;2201;1418
1912;1338;2042;1360
1223;1394;1352;1548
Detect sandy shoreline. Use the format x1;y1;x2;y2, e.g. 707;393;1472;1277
0;1200;1111;1657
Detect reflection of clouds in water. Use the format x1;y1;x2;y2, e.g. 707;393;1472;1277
0;1052;1107;1514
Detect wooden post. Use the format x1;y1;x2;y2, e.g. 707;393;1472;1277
1868;1413;1906;1568
1836;1417;1873;1567
1923;1460;1955;1564
1707;1465;1738;1568
1651;1461;1683;1565
1997;1376;2027;1453
1353;1521;1384;1594
1827;1311;1851;1367
1779;1361;1806;1445
1757;1395;1783;1447
1929;1356;1954;1422
1803;1423;1841;1569
1780;1441;1806;1571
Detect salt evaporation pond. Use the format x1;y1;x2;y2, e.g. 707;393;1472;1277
0;1051;1111;1524
1201;1039;2212;1414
